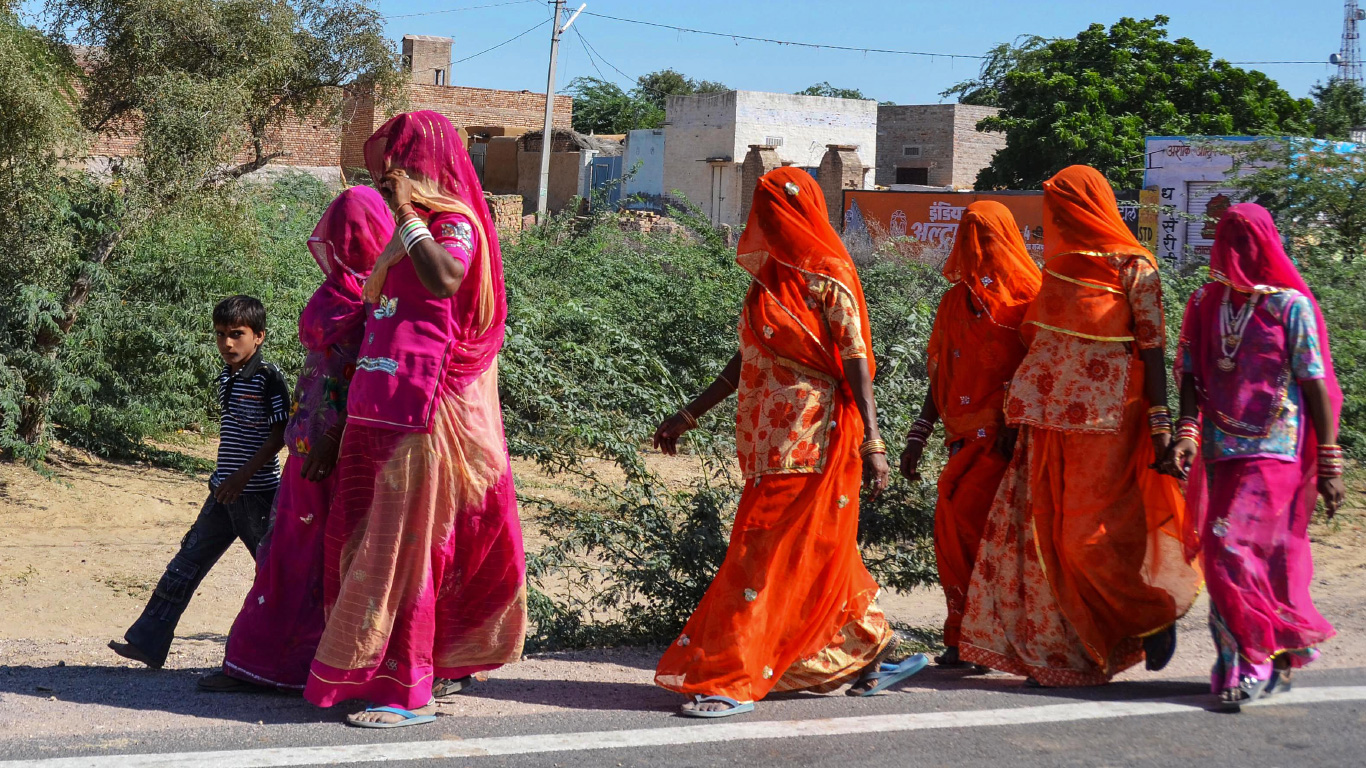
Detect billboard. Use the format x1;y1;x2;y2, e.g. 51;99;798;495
842;190;1046;259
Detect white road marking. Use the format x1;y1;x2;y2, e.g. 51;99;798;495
6;685;1364;768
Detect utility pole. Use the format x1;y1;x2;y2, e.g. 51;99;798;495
537;1;585;221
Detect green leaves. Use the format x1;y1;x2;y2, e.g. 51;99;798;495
957;16;1310;190
569;69;729;135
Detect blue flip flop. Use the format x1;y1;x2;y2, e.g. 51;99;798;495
347;705;438;728
679;695;755;719
857;653;930;697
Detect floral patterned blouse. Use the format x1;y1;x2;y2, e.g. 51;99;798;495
1005;256;1165;434
284;341;360;457
1180;288;1324;462
735;275;867;479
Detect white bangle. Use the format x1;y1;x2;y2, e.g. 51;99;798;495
402;223;433;254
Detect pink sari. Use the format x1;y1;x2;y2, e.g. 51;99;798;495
222;187;391;688
1179;203;1340;691
304;112;526;711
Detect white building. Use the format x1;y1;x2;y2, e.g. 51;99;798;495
664;90;878;226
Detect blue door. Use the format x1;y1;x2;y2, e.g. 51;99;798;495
590;156;624;209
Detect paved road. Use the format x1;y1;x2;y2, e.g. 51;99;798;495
3;661;1365;767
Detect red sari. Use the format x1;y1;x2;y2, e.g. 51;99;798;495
655;168;894;702
924;201;1040;648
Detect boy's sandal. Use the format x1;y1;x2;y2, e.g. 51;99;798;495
107;640;162;670
432;675;475;700
678;695;755;719
346;706;438;728
855;653;929;697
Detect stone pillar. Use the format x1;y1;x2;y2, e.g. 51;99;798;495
740;144;782;223
818;144;865;232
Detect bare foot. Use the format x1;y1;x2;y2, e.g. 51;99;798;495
847;638;900;696
346;703;437;726
108;640;161;669
680;697;750;714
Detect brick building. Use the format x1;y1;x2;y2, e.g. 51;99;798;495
86;33;571;182
874;104;1004;189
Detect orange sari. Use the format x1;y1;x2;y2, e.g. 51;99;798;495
960;166;1199;686
655;168;893;702
925;201;1040;648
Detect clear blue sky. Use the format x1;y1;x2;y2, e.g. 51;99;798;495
378;0;1344;102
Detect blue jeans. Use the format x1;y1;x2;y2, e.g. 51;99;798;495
122;485;274;667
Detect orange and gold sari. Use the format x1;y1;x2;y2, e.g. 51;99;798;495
960;166;1199;686
655;168;894;702
925;201;1040;648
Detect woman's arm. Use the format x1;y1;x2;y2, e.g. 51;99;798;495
845;357;891;499
366;170;466;301
652;352;741;456
1164;374;1200;480
898;385;938;482
1302;378;1346;518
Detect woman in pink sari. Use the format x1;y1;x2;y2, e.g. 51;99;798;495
1167;203;1344;710
302;111;527;728
200;186;391;693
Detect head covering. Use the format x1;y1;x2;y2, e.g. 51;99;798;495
942;200;1042;330
300;186;392;351
364;110;505;340
737;167;873;379
1180;203;1342;561
1043;165;1153;265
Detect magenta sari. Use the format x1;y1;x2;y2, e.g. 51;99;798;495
303;111;526;711
222;186;391;688
1178;203;1340;692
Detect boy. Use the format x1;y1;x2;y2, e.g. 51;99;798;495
109;295;290;669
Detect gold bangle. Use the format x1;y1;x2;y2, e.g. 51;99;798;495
860;439;888;457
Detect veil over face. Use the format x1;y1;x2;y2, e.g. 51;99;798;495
942;200;1042;329
1043;165;1153;264
301;186;392;351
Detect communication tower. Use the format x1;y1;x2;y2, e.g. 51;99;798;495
1331;1;1366;86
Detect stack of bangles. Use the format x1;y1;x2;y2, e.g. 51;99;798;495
1319;444;1346;479
1175;416;1200;447
905;418;934;446
1148;406;1173;437
676;408;699;430
860;439;888;458
398;207;433;254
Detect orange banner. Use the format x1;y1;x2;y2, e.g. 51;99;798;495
843;190;1046;260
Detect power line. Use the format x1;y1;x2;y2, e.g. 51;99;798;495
452;17;549;65
579;10;1331;67
383;0;538;20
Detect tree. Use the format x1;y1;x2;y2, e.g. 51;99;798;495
634;68;727;112
796;82;870;100
940;35;1049;106
567;77;661;134
1308;77;1366;141
569;69;729;134
964;16;1309;190
0;0;400;453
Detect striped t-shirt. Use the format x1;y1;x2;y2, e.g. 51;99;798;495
210;352;291;493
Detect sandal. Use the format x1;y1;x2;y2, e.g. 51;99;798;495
346;705;438;728
1218;675;1270;712
679;695;755;719
853;654;929;697
934;647;970;668
432;675;475;700
197;672;271;694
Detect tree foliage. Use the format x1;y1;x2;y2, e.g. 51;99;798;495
965;16;1309;190
569;68;728;135
939;35;1049;107
1308;77;1366;141
0;0;399;457
795;81;871;101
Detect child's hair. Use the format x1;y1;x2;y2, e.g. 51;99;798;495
213;295;267;334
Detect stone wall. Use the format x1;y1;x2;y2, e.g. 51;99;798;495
818;145;865;231
485;193;523;244
403;35;452;86
949;105;1005;188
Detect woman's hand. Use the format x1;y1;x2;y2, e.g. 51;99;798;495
363;232;407;304
652;412;695;456
864;451;891;499
1319;476;1346;520
898;441;924;483
299;431;342;483
1150;433;1172;474
378;169;415;214
1163;438;1198;481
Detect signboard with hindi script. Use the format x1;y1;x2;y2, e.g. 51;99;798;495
841;190;1046;260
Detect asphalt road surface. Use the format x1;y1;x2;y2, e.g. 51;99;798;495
4;660;1365;767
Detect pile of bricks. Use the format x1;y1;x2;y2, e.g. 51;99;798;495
616;209;688;237
484;194;524;244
